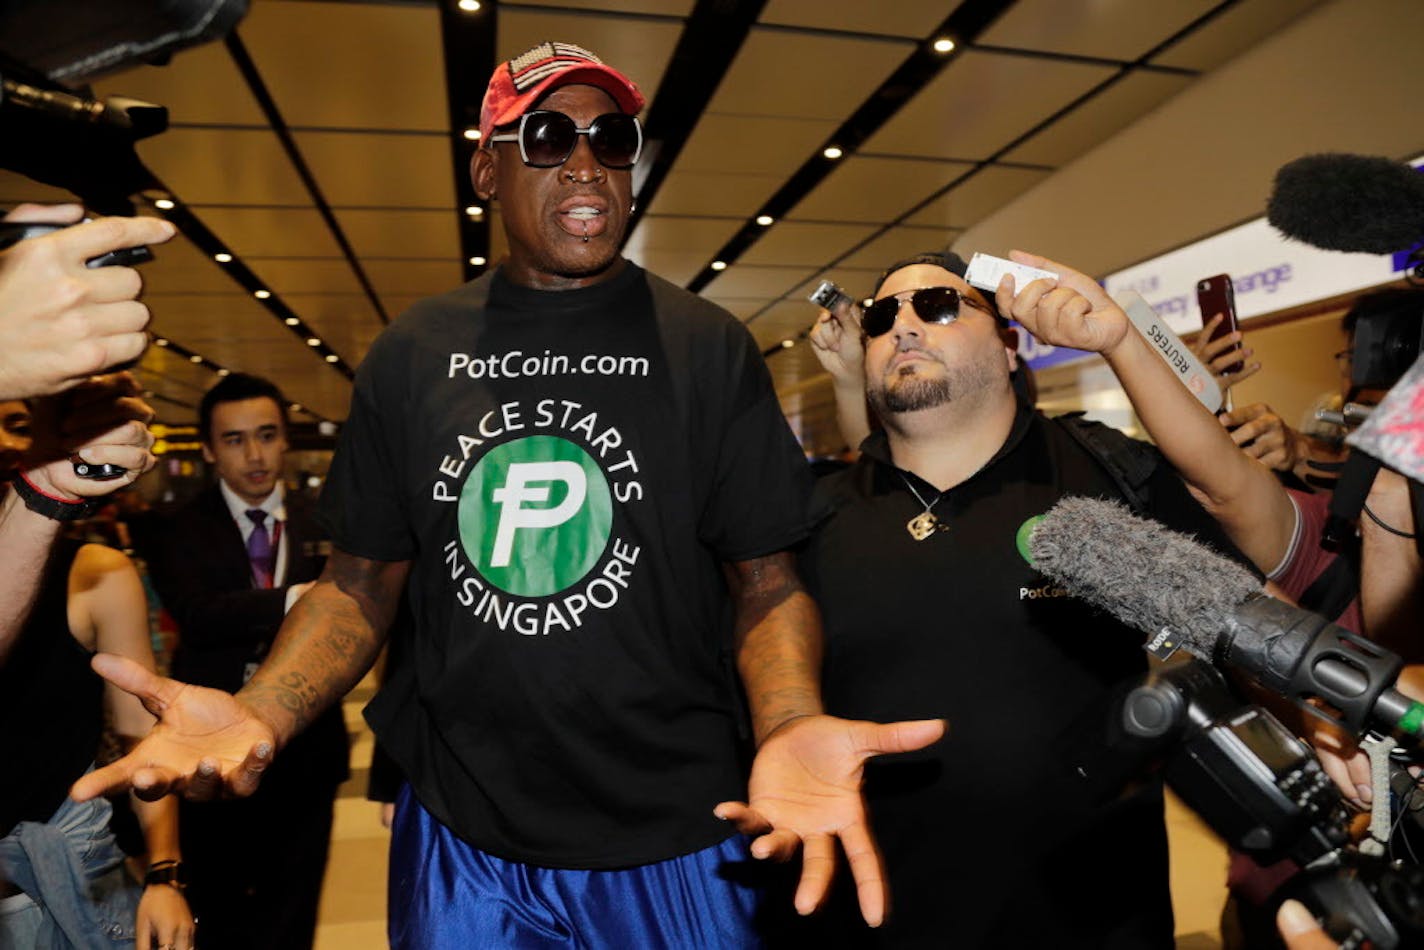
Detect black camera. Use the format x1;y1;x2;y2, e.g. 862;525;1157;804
1082;659;1424;948
1349;288;1424;392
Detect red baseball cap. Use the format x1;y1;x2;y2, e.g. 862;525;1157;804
479;42;645;144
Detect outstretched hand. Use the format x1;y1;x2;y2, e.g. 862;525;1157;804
713;714;944;927
995;250;1130;357
70;653;277;803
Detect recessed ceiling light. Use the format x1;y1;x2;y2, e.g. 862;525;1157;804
189;354;202;363
756;215;774;226
214;252;233;263
154;198;176;210
932;37;955;54
325;354;339;363
217;368;230;377
822;146;843;160
780;339;795;349
306;338;321;347
466;206;483;217
457;0;480;10
254;289;271;299
469;256;487;266
154;338;168;347
711;261;727;271
284;317;299;326
290;403;303;412
463;128;481;141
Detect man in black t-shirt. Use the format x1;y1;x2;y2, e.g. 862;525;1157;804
795;250;1293;947
72;43;944;946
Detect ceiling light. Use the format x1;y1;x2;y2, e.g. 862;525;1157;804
290;403;303;412
822;146;843;160
457;0;480;10
756;215;774;226
217;368;230;377
466;206;483;217
932;37;955;54
189;354;202;363
254;289;271;299
214;252;233;263
154;338;168;347
153;198;176;210
710;260;727;271
469;255;487;266
306;338;321;347
780;339;795;349
463;128;481;141
284;317;299;326
325;354;339;363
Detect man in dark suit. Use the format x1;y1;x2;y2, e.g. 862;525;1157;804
148;372;347;950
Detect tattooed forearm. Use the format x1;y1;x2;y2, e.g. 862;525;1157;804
237;551;409;744
728;552;826;744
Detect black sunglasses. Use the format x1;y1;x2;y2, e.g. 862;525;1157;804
861;286;991;338
489;111;643;169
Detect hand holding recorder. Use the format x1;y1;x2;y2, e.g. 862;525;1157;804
0;204;175;400
807;280;865;387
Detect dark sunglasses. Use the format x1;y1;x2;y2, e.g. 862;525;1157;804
489;111;643;169
861;286;992;338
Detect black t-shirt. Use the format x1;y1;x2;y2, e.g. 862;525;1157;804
797;406;1251;948
318;261;813;868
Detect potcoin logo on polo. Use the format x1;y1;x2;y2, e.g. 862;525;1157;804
459;436;612;597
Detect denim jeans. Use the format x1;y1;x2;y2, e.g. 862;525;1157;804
0;786;138;949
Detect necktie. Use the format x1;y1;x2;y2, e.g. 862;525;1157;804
246;509;275;588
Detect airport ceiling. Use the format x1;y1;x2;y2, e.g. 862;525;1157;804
0;0;1326;452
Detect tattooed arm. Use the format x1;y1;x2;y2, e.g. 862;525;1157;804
715;552;944;927
70;550;408;803
240;552;409;743
726;552;824;742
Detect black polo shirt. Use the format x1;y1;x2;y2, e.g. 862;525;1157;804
798;404;1249;948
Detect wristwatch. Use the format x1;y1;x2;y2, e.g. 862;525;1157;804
9;471;97;522
144;860;189;891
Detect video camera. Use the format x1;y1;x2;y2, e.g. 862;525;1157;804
1349;288;1424;394
1084;659;1424;947
0;0;247;211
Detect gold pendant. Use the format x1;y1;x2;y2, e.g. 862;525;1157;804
907;511;940;541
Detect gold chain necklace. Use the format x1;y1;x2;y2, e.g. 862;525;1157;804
899;473;947;541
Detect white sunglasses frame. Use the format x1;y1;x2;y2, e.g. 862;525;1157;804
488;111;644;168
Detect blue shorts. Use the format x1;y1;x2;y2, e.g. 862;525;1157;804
388;785;762;949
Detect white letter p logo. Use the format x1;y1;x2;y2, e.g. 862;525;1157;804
489;461;587;567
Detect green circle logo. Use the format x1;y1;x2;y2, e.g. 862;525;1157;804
458;435;612;596
1015;514;1044;567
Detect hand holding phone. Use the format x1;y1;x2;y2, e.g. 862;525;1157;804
1196;274;1243;375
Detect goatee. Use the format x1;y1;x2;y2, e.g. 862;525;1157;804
869;375;954;414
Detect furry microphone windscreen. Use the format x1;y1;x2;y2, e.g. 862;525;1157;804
1027;496;1260;649
1267;153;1424;254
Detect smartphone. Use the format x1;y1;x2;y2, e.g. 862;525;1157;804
1196;274;1243;375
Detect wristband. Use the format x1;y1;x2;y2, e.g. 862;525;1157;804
9;471;97;522
144;860;189;891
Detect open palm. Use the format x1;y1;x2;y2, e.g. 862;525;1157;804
715;714;943;927
71;653;276;803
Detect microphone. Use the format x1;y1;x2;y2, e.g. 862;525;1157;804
1026;496;1424;742
1266;153;1424;254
